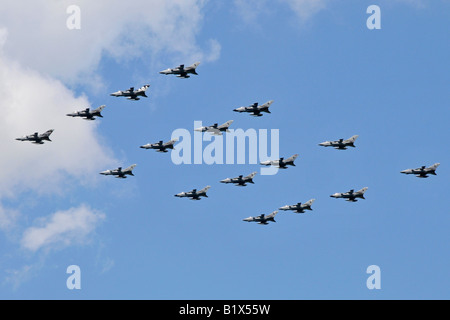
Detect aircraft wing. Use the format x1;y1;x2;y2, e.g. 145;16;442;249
206;128;222;135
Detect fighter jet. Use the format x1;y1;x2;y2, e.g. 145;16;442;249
401;163;440;178
330;187;368;202
220;172;257;186
16;129;54;144
159;62;200;78
260;154;298;169
110;84;150;100
194;120;234;135
175;186;211;200
66;105;106;120
233;100;274;117
99;164;137;179
279;199;315;213
140;139;178;153
319;135;359;150
243;211;278;225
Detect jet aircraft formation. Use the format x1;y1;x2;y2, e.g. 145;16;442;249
15;61;441;227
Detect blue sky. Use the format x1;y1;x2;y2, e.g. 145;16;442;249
0;0;449;299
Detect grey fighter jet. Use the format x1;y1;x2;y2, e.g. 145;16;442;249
175;186;211;200
194;120;234;135
279;199;315;213
220;172;257;186
401;163;440;178
233;100;274;117
100;164;136;179
159;62;200;78
110;84;150;100
16;129;54;144
66;105;106;120
243;211;278;225
319;135;359;150
140;139;178;153
260;154;298;169
330;187;368;202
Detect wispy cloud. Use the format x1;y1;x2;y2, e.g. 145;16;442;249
282;0;328;20
21;205;105;252
0;0;220;85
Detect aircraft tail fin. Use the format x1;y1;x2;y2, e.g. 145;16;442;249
139;84;150;92
93;105;106;113
429;163;440;170
346;135;359;143
124;164;137;173
357;187;368;194
41;129;54;140
189;62;200;72
285;154;299;163
218;120;234;130
260;100;274;109
245;172;257;180
199;185;211;194
305;199;315;207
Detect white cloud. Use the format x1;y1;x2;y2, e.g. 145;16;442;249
233;0;328;24
0;1;220;261
0;47;117;199
4;265;33;291
21;205;105;252
233;0;270;24
0;1;222;202
282;0;328;20
0;0;219;84
0;205;20;232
